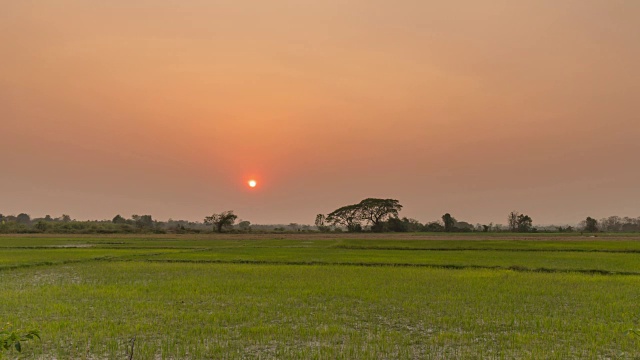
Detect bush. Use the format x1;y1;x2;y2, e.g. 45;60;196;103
0;324;40;358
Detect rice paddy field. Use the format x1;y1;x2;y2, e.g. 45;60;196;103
2;233;640;359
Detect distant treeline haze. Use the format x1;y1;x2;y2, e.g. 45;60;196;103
1;198;639;234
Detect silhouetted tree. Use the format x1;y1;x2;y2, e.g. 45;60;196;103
508;211;519;232
112;215;127;224
326;198;403;232
386;216;407;232
358;198;403;232
132;215;154;228
16;213;31;225
516;214;533;232
442;213;456;232
403;218;424;232
424;222;444;232
204;211;238;233
600;216;622;232
326;204;362;232
454;221;473;232
384;217;422;232
585;217;598;232
34;221;49;232
238;220;251;231
315;214;331;232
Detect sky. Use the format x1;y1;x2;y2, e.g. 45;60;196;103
1;0;639;225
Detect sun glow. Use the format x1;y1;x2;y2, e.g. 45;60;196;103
248;180;257;188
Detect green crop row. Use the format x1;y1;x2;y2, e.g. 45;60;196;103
0;248;183;270
141;247;640;274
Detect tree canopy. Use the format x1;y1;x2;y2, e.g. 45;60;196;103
326;204;363;232
204;211;238;233
442;213;456;232
326;198;402;232
358;198;403;232
585;217;598;232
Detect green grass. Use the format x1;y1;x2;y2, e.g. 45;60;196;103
0;248;183;270
1;234;640;359
331;238;640;252
145;247;640;274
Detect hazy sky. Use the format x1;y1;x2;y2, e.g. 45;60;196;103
2;1;639;225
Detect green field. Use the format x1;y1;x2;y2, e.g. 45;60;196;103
2;234;640;359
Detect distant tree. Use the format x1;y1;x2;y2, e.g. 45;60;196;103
454;221;474;232
585;217;598;232
132;215;154;228
386;216;408;232
57;214;72;222
315;214;331;232
402;218;423;232
326;204;362;232
559;225;575;233
289;223;300;231
112;215;127;224
442;213;456;232
204;211;238;233
516;214;533;232
600;216;622;232
358;198;403;232
16;213;31;225
34;221;49;232
424;222;444;232
238;220;251;231
508;211;519;232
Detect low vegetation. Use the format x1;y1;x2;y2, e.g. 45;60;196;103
1;234;640;359
1;324;40;358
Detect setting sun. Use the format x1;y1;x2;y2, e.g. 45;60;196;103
248;180;257;188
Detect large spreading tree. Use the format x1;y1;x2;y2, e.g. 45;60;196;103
326;204;363;232
358;198;403;232
325;198;403;232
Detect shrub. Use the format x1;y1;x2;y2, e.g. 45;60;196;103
0;324;40;358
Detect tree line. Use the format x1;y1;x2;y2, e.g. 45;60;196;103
1;199;640;234
314;198;640;233
0;213;206;234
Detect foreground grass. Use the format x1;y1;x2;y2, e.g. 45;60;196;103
2;262;640;359
2;235;640;359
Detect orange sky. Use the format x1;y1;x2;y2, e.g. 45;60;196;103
2;1;639;225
